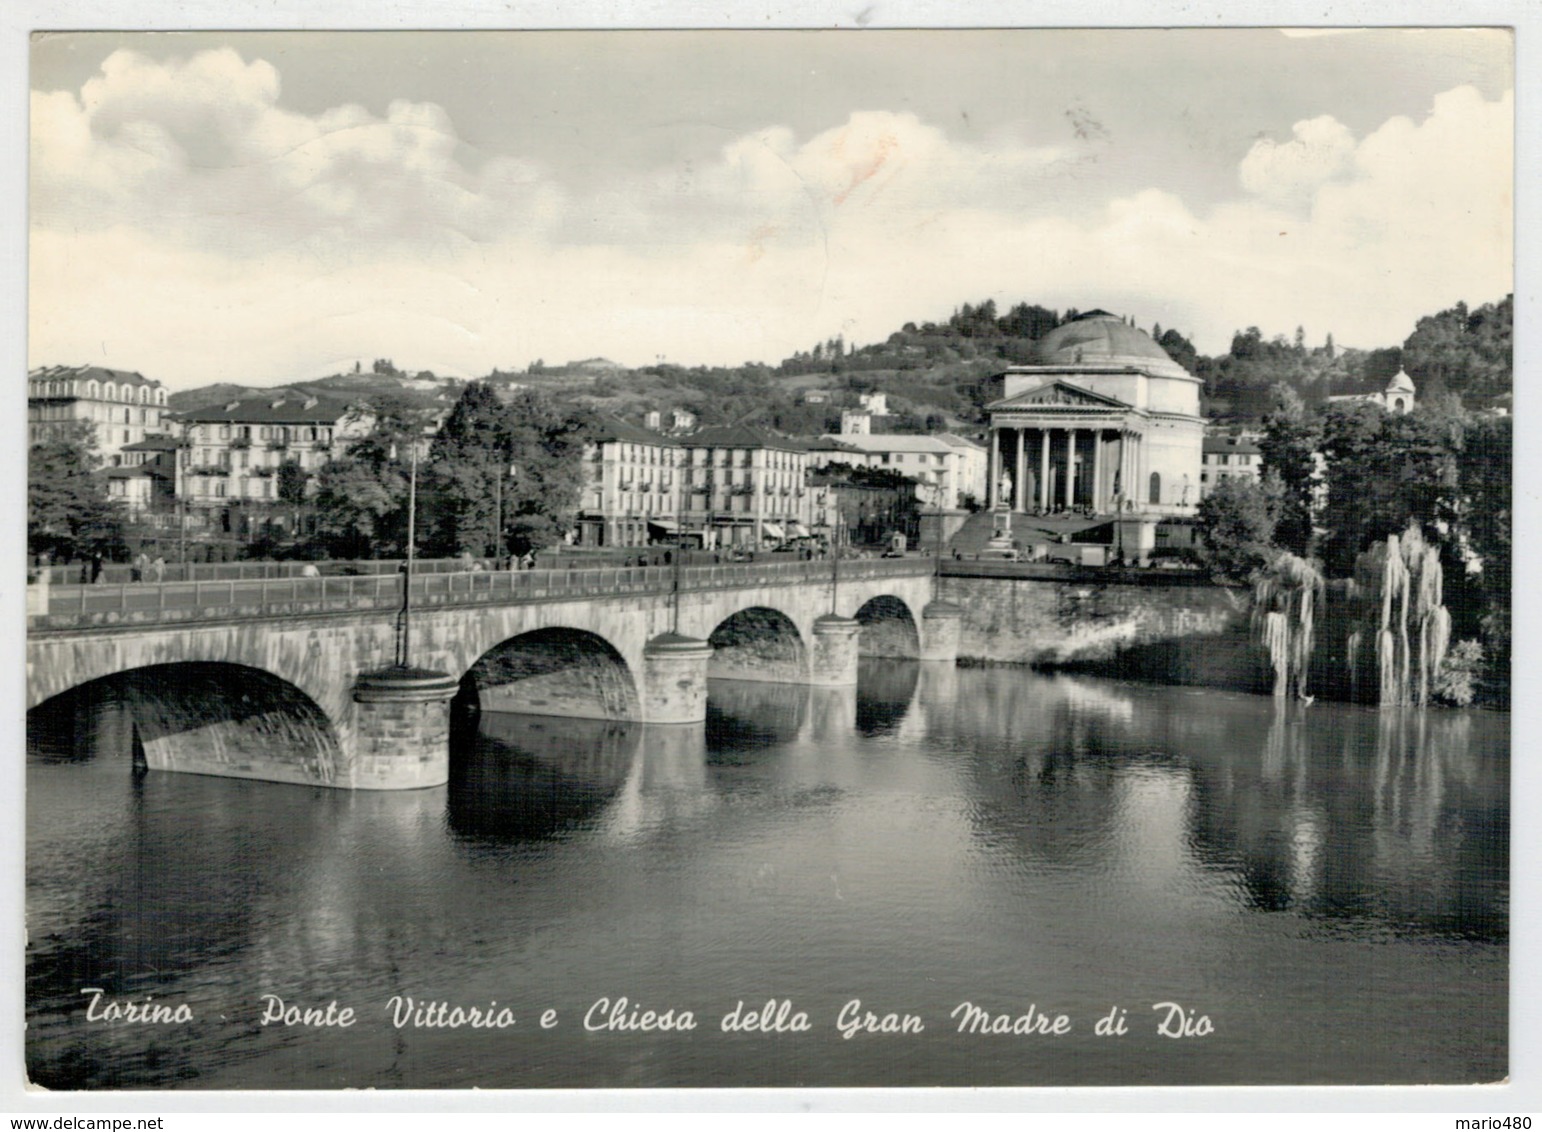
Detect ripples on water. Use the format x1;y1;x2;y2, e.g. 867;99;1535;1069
26;663;1507;1089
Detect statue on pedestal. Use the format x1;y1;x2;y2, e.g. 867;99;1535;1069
996;468;1013;511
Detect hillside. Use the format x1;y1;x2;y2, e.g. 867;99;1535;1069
161;293;1512;429
168;370;466;414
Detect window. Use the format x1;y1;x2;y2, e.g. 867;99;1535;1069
1149;472;1161;505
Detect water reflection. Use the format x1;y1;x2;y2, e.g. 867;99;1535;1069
804;685;857;743
446;713;640;841
704;679;807;759
26;662;1507;1089
854;658;917;736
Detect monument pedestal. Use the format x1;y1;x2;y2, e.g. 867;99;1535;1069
979;507;1019;561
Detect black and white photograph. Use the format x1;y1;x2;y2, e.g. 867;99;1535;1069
16;16;1522;1104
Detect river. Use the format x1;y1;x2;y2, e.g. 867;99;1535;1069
25;661;1508;1089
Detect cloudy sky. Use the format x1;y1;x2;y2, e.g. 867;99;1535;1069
28;29;1513;390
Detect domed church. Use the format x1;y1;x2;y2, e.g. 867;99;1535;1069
984;310;1205;519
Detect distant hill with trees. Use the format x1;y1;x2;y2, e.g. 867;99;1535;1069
161;293;1511;433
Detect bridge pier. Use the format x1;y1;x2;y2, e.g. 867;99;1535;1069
810;614;862;686
351;667;461;789
641;633;714;723
919;600;964;663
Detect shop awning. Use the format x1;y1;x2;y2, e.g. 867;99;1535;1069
647;519;679;532
789;522;812;538
761;522;785;541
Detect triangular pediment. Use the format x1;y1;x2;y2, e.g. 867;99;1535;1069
988;380;1132;411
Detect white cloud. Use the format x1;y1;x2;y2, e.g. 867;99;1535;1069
1239;114;1357;205
31;48;560;258
29;50;1513;387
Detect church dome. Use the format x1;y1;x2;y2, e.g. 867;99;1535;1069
1385;368;1416;394
1031;310;1190;378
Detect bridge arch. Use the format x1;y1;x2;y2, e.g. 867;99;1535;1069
456;627;641;721
853;595;921;659
706;606;808;683
27;662;342;785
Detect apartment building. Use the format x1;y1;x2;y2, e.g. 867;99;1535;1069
809;432;986;509
1200;431;1264;499
28;365;171;466
575;420;816;549
575;418;684;548
173;393;367;509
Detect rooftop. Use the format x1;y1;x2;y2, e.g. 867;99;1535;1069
30;364;162;388
685;425;807;452
590;417;678;447
816;433;960;454
173;394;357;424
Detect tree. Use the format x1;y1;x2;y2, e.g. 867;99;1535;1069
424;382;515;556
1258;384;1322;556
307;394;430;558
500;390;597;554
28;422;124;562
1196;474;1283;581
1401;294;1512;409
277;460;308;509
1461;413;1511;697
1317;399;1465;576
310;457;406;559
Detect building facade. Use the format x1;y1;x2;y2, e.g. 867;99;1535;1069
28;365;171;466
575;418;684;548
680;426;812;548
983;310;1205;517
103;436;181;514
173;394;366;511
576;422;815;549
810;432;986;510
1200;431;1264;499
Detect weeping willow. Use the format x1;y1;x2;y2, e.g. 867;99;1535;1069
1348;524;1451;707
1252;552;1325;700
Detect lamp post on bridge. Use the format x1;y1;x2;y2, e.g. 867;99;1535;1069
394;436;428;670
354;428;460;791
493;460;518;567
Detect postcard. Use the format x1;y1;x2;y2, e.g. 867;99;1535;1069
14;17;1524;1112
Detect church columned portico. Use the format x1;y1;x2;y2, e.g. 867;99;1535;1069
988;422;1146;514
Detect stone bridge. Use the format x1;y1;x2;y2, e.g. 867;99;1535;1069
26;560;960;791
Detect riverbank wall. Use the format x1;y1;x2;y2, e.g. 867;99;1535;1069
935;564;1426;702
936;563;1272;692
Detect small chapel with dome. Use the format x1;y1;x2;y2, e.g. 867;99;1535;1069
984;310;1206;520
1326;369;1418;415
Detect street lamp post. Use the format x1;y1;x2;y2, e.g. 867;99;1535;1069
396;438;422;669
930;480;944;600
493;460;518;566
672;459;684;633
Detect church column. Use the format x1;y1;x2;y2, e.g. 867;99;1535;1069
1134;432;1146;507
1120;430;1133;510
1092;428;1106;513
1042;428;1054;508
1065;428;1078;510
988;428;1001;509
1015;429;1028;511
